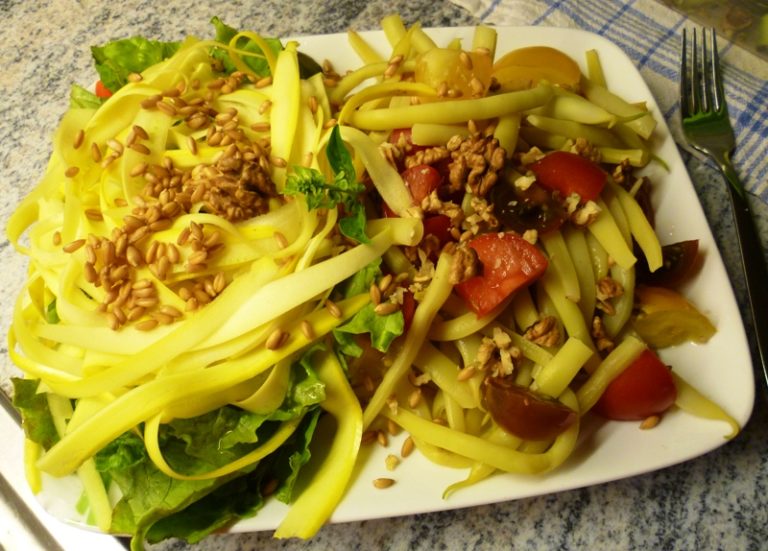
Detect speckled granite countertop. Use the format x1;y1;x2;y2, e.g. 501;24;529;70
1;1;767;550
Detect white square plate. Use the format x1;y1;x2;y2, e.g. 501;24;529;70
33;25;755;534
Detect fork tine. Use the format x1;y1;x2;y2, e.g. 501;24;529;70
691;28;701;114
680;29;691;117
701;28;712;112
710;29;726;113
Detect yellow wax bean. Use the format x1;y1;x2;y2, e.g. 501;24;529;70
350;84;553;130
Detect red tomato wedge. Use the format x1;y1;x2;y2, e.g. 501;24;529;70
383;164;443;218
401;164;443;204
528;150;606;202
455;232;548;317
422;214;453;246
594;348;677;421
95;80;113;98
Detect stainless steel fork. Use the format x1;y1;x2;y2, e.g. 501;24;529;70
680;27;768;389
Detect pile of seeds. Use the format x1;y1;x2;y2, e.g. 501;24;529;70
61;63;286;331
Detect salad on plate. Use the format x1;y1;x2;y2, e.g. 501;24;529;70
6;13;747;550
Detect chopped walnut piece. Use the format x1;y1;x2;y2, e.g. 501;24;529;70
570;199;602;226
459;195;498;239
523;316;561;348
591;315;614;353
420;233;442;260
404;146;450;168
492;326;513;350
611;158;632;185
476;336;496;367
421;190;443;213
379;142;402;168
522;229;538;245
518;146;545;166
596;276;624;315
471;328;521;377
449;244;479;284
514;173;536;191
570;137;601;163
446;132;507;196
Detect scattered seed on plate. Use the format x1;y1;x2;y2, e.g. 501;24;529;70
401;435;415;458
457;365;476;381
261;478;279;496
274;231;288;249
62;239;86;253
369;283;382;305
378;273;393;294
85;208;103;221
374;302;398;316
84;262;98;283
255;76;272;88
129;142;151;155
90;143;103;162
300;319;315;340
640;415;661;430
266;328;288;350
361;430;377;445
385;454;400;471
72;129;85;149
324;299;342;319
387;419;400;436
135;319;159;331
106;312;120;331
373;478;395;489
84;244;97;264
270;155;287;168
408;388;422;408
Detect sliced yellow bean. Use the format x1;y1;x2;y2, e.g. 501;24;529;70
350;84;553;130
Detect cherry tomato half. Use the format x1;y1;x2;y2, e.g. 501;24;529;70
636;239;700;289
483;377;577;441
594;348;677;421
95;80;113;98
528;150;606;202
401;164;443;204
455;232;548;317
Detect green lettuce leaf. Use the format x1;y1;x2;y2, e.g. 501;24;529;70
144;409;320;545
333;258;405;353
91;37;181;93
210;16;282;77
99;349;327;549
341;259;382;297
94;431;147;473
209;16;323;79
335;303;404;353
69;84;103;109
11;378;58;449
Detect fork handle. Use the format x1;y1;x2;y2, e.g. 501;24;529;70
721;162;768;388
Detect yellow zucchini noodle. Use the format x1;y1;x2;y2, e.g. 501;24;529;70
6;13;739;548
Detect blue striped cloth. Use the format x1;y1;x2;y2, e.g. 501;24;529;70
451;0;768;202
